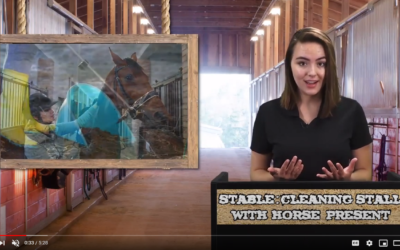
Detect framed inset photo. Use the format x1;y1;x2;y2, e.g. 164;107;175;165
0;34;198;169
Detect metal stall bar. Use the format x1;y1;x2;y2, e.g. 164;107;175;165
153;74;183;138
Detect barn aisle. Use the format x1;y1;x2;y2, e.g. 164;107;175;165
42;148;251;250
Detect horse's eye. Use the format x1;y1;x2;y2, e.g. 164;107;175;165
125;74;133;81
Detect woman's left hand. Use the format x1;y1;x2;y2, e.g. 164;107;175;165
317;158;358;180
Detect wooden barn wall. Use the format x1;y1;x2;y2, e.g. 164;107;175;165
27;0;68;34
197;31;251;75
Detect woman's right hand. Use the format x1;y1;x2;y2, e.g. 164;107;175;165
267;156;304;180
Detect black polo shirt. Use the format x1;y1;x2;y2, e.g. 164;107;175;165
250;96;372;181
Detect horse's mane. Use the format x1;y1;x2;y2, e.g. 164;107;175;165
123;58;143;71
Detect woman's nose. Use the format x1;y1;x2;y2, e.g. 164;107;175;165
308;65;317;76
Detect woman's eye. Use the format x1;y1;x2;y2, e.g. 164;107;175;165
319;62;326;67
125;74;133;81
298;62;306;66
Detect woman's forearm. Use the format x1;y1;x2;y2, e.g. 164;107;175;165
250;169;277;182
350;169;372;181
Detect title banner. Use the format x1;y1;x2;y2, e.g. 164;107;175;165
217;189;400;225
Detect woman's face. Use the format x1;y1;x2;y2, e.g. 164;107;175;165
39;107;55;124
290;42;326;99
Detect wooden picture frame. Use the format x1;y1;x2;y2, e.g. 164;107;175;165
0;34;199;169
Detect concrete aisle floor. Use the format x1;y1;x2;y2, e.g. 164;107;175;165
43;148;251;250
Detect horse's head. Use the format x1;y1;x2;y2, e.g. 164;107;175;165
104;48;173;127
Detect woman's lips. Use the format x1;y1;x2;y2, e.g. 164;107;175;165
304;80;318;88
305;80;318;84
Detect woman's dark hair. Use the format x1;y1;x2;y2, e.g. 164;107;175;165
29;106;41;120
280;27;340;118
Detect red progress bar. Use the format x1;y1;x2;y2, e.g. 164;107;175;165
0;235;27;236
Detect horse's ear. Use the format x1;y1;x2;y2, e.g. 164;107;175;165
109;47;126;65
131;52;137;62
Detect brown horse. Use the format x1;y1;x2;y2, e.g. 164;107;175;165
78;48;184;160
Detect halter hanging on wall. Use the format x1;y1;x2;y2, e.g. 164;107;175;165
367;122;388;138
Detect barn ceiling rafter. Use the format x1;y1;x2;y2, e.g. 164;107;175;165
50;0;371;36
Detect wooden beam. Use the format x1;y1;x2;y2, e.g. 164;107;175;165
77;2;102;16
254;41;259;78
131;0;138;34
322;0;329;30
171;27;252;34
147;6;265;12
331;0;364;9
139;15;145;34
285;0;291;50
274;15;279;66
123;0;128;34
110;0;116;34
153;19;260;28
298;0;304;29
341;0;350;19
313;4;341;22
80;9;104;21
102;0;109;34
69;0;77;15
132;14;138;34
78;0;102;12
307;0;313;27
279;5;285;62
263;26;267;72
291;0;296;35
116;0;122;34
148;11;257;19
147;0;262;7
171;20;251;28
265;25;271;70
5;0;15;33
170;17;254;23
259;33;264;75
128;0;132;34
313;0;341;13
311;13;338;28
87;0;94;29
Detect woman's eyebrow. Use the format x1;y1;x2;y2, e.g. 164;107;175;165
295;56;326;60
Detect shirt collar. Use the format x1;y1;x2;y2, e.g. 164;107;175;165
281;97;326;118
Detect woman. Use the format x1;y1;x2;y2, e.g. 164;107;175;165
23;92;77;188
24;92;80;160
250;27;372;181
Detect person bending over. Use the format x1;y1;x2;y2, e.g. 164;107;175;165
24;93;79;160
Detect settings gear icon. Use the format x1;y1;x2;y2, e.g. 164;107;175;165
366;240;373;247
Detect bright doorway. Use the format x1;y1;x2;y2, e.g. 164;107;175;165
199;73;251;148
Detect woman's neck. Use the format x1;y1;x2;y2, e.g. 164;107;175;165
298;93;322;107
297;94;322;124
